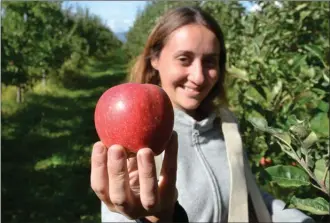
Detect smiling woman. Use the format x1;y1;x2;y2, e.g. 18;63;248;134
90;5;316;223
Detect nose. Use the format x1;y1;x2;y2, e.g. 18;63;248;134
187;60;205;86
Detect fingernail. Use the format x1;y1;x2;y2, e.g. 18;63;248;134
110;146;124;160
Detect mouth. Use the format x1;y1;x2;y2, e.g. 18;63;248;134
182;85;201;96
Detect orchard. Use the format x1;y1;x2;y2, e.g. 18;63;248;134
2;1;329;222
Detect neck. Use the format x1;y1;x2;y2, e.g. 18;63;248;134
174;106;207;121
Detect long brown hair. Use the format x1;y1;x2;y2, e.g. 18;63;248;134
128;6;228;114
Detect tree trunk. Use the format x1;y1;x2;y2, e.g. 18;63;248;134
16;85;22;103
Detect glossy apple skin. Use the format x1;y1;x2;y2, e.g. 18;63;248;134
94;83;174;156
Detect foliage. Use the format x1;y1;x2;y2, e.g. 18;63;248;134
68;6;122;57
1;1;122;101
1;1;67;87
216;1;329;219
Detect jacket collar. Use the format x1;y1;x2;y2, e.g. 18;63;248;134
173;108;217;133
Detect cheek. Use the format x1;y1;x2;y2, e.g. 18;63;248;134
159;65;187;87
208;71;219;87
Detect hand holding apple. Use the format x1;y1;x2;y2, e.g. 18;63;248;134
91;83;178;221
90;128;179;221
94;83;174;156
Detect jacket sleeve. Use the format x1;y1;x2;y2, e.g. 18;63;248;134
261;190;315;223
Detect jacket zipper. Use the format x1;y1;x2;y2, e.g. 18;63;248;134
192;130;222;222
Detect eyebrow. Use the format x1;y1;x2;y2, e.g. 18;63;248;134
174;50;219;57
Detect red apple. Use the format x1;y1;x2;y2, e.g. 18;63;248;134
259;157;267;167
94;83;174;156
260;157;272;167
265;157;272;165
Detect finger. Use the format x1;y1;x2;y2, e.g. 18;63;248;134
127;155;138;172
127;151;137;159
90;142;112;206
137;148;160;212
159;131;178;189
108;145;132;212
127;156;140;190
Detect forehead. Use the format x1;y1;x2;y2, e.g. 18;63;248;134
163;24;220;54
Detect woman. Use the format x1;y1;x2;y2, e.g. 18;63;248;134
90;6;315;223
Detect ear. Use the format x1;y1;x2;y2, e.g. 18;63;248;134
151;57;159;70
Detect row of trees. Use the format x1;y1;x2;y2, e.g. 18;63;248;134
123;1;329;220
1;1;122;102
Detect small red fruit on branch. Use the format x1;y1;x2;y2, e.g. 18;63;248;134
260;157;272;167
265;157;272;165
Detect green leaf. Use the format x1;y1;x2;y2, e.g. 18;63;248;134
274;132;291;146
304;45;325;65
227;66;249;81
287;115;305;125
312;88;326;96
252;39;260;55
248;117;268;131
295;93;315;108
276;140;294;156
322;70;330;84
314;159;330;192
286;19;295;24
310;113;329;137
302;131;318;150
303;67;316;79
295;3;308;11
271;80;282;101
245;86;267;103
35;154;65;170
300;11;312;23
265;165;310;188
289;124;309;139
291;54;307;72
317;101;329;113
290;196;330;215
254;85;268;100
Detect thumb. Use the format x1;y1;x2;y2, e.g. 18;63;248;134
159;131;178;190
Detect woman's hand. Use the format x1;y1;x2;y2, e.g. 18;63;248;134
90;131;178;221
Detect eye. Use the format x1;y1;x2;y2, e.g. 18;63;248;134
177;56;191;66
203;57;218;68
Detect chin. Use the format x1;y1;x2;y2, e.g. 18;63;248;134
180;101;201;112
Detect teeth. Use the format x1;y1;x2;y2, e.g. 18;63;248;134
184;87;195;92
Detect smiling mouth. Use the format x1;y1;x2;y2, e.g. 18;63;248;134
182;86;201;95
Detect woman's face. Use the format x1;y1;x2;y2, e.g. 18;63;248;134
151;24;220;117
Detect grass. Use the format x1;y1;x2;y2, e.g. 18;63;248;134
1;56;128;222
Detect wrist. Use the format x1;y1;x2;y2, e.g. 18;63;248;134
145;208;174;222
136;201;188;223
